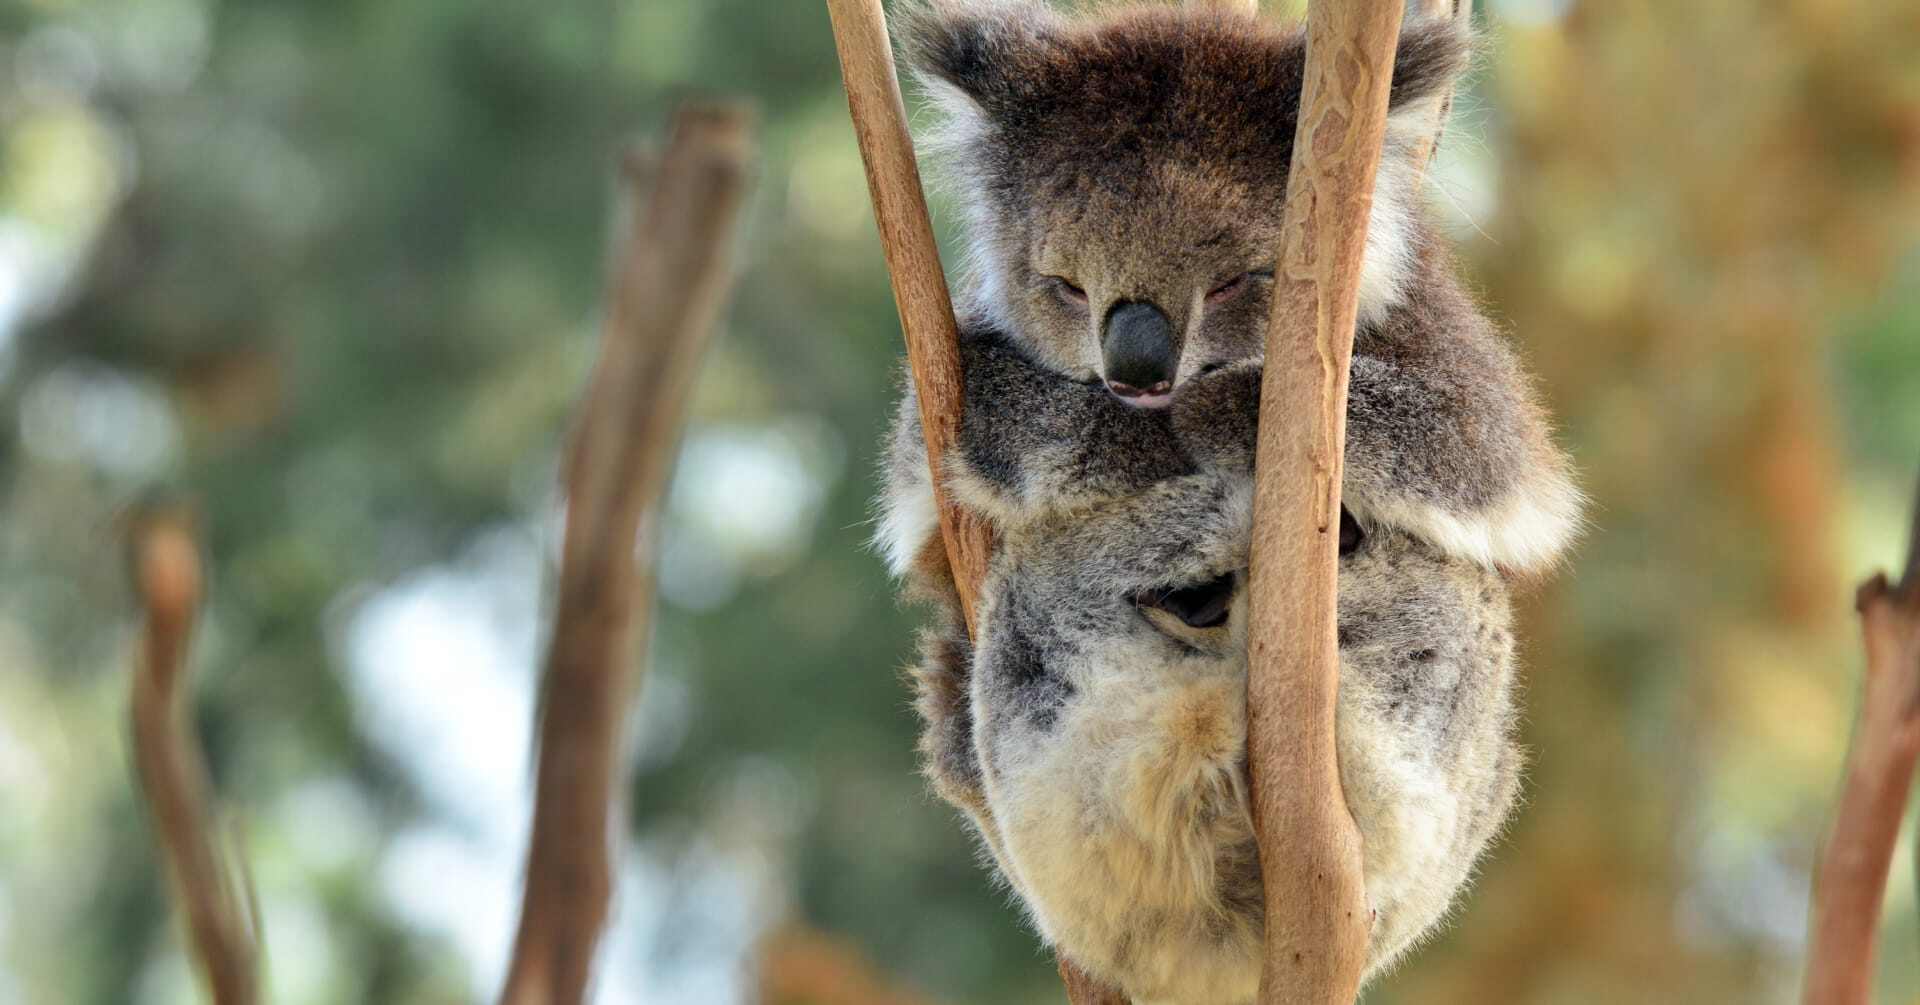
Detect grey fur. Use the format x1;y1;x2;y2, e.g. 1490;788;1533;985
874;4;1579;1002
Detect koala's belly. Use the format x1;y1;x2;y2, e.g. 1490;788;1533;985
968;531;1520;1004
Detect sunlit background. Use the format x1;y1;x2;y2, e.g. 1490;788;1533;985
1;0;1916;1002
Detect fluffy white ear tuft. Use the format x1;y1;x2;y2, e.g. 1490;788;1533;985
911;73;994;167
893;0;1060;112
1356;14;1475;325
1356;152;1422;328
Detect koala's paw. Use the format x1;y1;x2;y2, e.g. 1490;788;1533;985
947;329;1195;526
910;612;987;820
1342;352;1584;574
1171;360;1261;474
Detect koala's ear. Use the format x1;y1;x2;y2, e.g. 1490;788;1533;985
1385;14;1473;143
1389;15;1473;108
895;0;1060;120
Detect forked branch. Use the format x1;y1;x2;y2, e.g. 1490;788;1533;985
129;510;260;1005
1244;1;1406;1002
1802;466;1920;1005
499;103;752;1005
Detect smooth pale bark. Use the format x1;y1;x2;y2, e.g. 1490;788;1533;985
1244;2;1405;1002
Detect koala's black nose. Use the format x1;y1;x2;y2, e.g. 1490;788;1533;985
1102;300;1177;401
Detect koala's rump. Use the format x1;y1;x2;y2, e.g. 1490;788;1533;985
972;579;1263;1005
966;527;1521;1003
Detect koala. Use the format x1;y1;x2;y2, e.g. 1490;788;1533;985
873;3;1581;1002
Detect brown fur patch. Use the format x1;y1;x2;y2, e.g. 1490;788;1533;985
905;4;1467;197
1167;685;1239;765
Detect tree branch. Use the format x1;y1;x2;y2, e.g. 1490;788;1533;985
498;102;753;1005
1408;0;1472;178
1803;464;1920;1005
821;2;1122;1000
128;510;260;1005
1901;466;1920;601
824;0;996;637
1244;2;1406;1002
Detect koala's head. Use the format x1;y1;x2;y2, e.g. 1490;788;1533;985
901;1;1469;407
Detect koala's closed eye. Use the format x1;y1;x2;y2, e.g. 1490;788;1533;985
1204;267;1275;305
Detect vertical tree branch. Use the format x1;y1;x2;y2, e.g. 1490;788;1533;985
821;2;1121;1001
1407;0;1471;178
824;0;996;637
129;510;260;1005
1802;467;1920;1005
499;103;753;1005
1244;2;1404;1003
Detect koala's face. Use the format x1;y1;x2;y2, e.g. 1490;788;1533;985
1013;163;1283;408
902;2;1465;406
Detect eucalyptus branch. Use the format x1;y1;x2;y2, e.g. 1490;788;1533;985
1803;464;1920;1005
1243;2;1407;1001
498;103;752;1005
129;510;260;1005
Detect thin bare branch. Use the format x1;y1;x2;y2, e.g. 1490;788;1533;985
1244;1;1406;1002
499;102;753;1005
824;0;997;636
1803;469;1920;1005
129;510;260;1005
1408;0;1471;180
821;1;1122;999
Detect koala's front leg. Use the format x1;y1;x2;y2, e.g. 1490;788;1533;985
1342;340;1581;572
907;596;988;817
1168;344;1581;574
949;329;1194;525
875;326;1194;579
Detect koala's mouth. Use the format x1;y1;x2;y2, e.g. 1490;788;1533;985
1104;378;1174;409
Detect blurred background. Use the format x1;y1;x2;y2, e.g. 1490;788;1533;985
0;0;1916;1002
